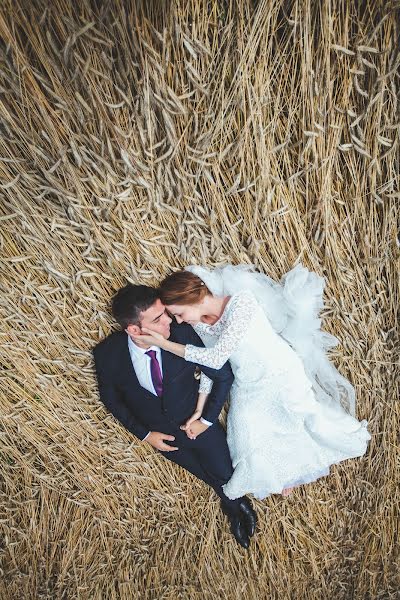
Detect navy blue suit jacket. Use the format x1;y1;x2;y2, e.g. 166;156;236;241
93;322;233;441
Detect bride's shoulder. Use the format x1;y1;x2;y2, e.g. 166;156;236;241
228;288;259;309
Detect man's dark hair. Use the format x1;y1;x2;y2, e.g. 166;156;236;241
111;284;159;329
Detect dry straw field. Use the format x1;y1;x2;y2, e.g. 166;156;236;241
0;0;399;598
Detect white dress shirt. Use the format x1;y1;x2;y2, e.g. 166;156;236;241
128;336;164;395
127;337;212;441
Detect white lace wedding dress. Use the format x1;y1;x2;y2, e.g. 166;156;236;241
183;264;370;500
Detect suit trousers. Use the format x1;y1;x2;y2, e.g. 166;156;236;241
159;421;242;516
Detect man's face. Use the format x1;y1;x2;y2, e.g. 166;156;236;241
126;299;172;341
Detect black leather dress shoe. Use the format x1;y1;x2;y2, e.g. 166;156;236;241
229;515;250;549
238;497;257;537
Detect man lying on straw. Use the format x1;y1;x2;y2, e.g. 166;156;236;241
93;283;257;549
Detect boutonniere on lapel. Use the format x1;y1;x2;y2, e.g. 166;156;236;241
194;366;201;380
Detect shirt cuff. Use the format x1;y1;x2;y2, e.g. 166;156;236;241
200;418;212;427
142;431;151;441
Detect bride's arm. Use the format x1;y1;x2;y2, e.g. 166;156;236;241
159;291;257;369
182;390;210;429
158;338;185;357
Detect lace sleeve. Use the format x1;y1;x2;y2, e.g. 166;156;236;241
192;322;218;337
198;372;213;394
184;291;258;369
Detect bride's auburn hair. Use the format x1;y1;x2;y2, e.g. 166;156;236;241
159;271;210;305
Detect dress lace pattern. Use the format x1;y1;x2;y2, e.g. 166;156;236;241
185;291;258;370
198;372;213;394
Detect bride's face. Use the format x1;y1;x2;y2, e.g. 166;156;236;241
166;303;203;325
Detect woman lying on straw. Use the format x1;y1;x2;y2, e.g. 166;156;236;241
132;264;371;500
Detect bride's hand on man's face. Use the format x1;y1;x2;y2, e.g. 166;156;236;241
132;327;166;346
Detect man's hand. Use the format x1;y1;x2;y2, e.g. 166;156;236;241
183;419;209;440
145;432;178;452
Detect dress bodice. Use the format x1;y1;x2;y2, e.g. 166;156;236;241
185;290;297;385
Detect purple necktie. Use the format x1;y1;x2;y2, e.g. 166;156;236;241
145;350;163;397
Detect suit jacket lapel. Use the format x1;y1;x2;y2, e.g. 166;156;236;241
160;349;187;405
161;349;185;380
120;336;157;398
